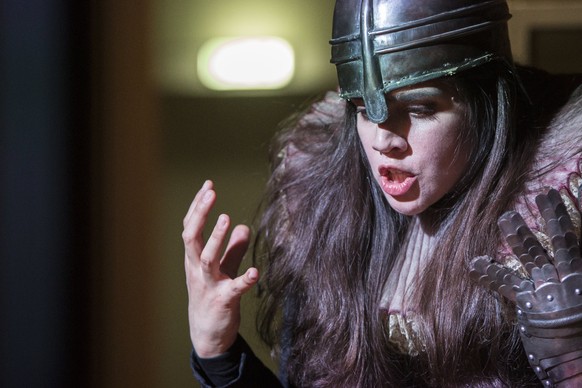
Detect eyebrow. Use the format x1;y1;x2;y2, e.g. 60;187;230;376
388;87;447;103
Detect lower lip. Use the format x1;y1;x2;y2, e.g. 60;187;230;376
380;175;417;196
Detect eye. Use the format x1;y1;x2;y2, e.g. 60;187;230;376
407;103;437;119
355;105;369;119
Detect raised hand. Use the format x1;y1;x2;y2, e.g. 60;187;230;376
470;188;582;387
183;180;259;358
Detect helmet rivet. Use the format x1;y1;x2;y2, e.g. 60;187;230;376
546;295;554;301
525;302;533;309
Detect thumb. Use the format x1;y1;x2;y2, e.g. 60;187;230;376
229;267;259;297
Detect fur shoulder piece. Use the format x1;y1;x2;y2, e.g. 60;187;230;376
501;86;582;268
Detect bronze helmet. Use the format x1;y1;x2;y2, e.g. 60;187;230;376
330;0;513;123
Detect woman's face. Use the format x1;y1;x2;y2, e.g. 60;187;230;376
356;80;471;216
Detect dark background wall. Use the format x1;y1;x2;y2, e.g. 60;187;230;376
1;1;160;387
1;1;92;386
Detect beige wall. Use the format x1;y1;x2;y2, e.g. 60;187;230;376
158;95;314;386
508;0;582;65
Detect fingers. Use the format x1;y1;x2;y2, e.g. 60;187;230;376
182;180;254;286
469;255;521;302
199;214;231;279
228;267;259;298
184;180;213;226
220;225;251;279
535;189;581;279
498;211;552;280
183;182;216;259
536;190;576;246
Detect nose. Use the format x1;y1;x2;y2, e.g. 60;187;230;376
372;123;408;155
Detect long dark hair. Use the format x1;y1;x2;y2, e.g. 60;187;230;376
254;62;540;387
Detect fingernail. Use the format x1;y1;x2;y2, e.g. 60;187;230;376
218;214;227;227
202;180;211;189
203;191;213;203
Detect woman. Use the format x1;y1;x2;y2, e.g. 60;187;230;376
184;0;582;386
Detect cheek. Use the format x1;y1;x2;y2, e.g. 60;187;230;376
413;118;468;188
409;131;456;170
427;118;465;165
432;135;460;168
431;127;470;187
356;117;370;143
356;122;376;162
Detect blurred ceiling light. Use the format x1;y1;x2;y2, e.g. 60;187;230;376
198;36;295;90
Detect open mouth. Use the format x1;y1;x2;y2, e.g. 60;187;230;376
386;169;411;182
379;168;416;196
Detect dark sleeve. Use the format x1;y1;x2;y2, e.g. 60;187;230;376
191;335;283;387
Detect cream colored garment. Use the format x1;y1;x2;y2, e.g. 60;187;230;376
380;216;436;356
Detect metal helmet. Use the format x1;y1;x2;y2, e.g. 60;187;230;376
330;0;513;123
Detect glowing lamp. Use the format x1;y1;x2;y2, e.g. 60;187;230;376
198;36;295;90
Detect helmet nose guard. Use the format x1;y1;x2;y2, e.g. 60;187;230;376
330;0;513;123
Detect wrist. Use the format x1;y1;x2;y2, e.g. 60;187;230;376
192;333;238;358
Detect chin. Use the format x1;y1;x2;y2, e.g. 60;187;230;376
386;197;427;216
